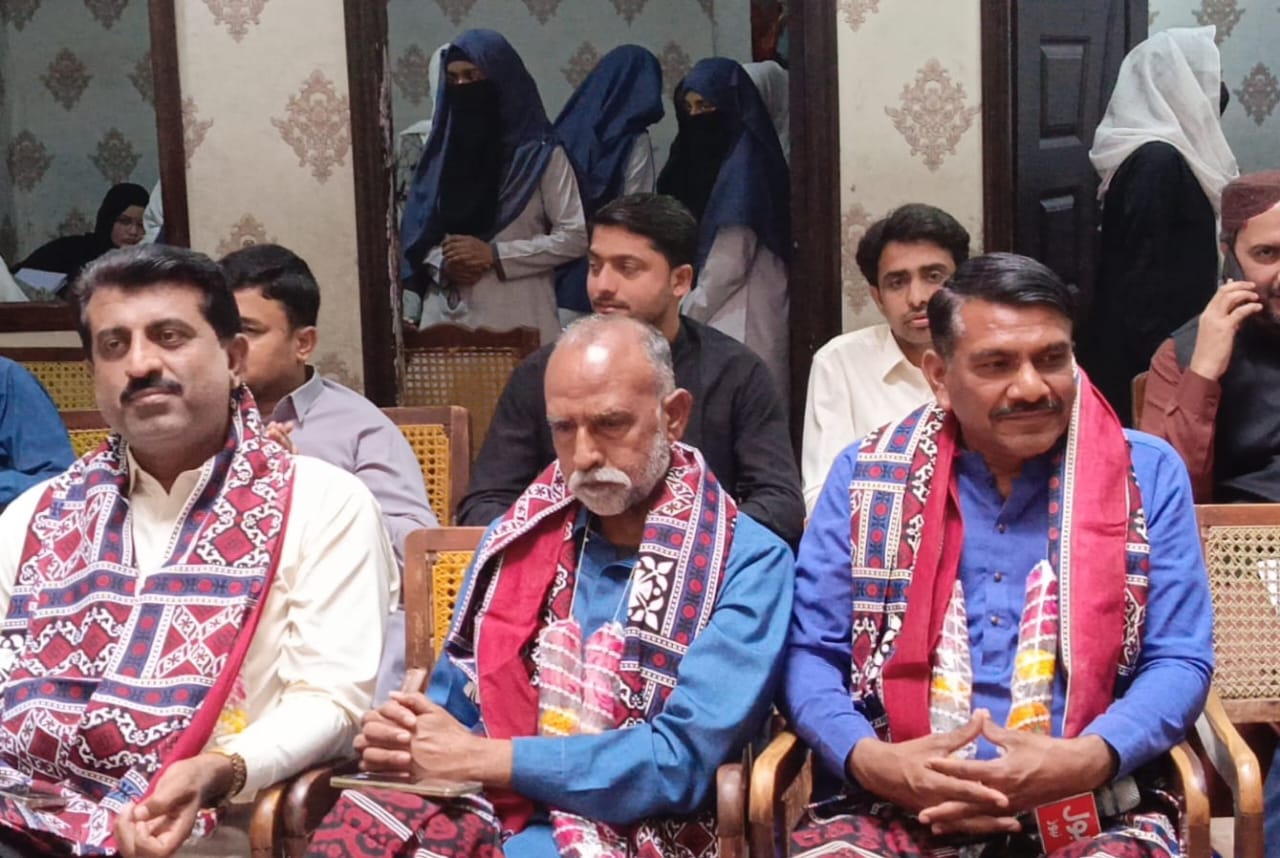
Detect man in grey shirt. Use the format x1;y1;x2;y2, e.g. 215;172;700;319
223;244;436;697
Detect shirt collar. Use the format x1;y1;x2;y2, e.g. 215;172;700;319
274;367;323;425
871;324;918;383
124;444;209;501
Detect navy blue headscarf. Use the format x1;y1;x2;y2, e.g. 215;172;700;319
552;45;664;312
657;58;790;269
400;30;557;296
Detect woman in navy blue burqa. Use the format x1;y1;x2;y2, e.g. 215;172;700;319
658;58;791;400
400;30;586;344
551;45;664;321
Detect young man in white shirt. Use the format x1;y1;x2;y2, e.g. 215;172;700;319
801;204;970;511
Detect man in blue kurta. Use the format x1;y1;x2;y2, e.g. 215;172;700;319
308;314;794;858
785;253;1213;857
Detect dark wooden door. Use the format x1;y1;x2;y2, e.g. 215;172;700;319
984;0;1147;310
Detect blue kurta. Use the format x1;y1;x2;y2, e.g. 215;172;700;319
0;358;74;511
429;510;794;857
784;429;1213;795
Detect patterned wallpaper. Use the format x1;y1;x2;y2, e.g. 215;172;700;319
386;0;752;184
174;0;364;390
833;1;984;331
0;0;158;264
1150;0;1280;173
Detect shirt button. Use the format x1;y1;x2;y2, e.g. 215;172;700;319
990;615;1001;626
993;571;1004;583
997;522;1007;533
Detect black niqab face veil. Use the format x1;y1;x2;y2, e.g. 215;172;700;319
657;106;737;222
437;72;505;237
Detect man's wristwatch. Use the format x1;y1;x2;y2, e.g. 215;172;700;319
205;748;247;807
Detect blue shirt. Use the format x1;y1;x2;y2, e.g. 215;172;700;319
429;510;794;856
0;358;74;511
784;429;1213;792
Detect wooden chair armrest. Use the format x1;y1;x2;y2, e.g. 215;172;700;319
249;780;287;858
1167;740;1211;858
716;760;747;858
749;730;811;858
1195;690;1265;858
280;758;359;858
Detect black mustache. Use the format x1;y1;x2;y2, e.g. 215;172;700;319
992;400;1062;419
121;376;182;405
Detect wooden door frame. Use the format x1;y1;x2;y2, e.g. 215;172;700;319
980;0;1148;254
346;1;844;421
788;0;844;438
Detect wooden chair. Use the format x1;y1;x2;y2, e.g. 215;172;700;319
401;325;540;462
1191;504;1280;858
1;347;96;411
383;406;470;526
1132;371;1149;428
400;526;751;856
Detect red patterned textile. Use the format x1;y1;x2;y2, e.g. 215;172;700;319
789;800;1179;858
308;443;735;858
845;371;1151;743
0;388;293;854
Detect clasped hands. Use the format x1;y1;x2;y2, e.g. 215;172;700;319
441;235;496;286
847;709;1115;838
356;691;513;788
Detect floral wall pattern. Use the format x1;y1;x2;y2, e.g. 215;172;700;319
834;2;984;331
175;0;364;390
386;0;752;182
1151;0;1280;173
0;0;157;265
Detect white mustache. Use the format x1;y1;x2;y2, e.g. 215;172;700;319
569;467;632;492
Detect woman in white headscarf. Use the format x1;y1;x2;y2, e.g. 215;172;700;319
1080;25;1239;424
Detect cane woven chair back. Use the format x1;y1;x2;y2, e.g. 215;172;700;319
1197;504;1280;723
383;407;469;526
401;325;540;461
403;527;487;672
58;410;110;458
1;348;95;411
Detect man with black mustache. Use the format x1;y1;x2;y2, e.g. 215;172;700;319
1140;170;1280;503
786;253;1212;857
0;244;396;857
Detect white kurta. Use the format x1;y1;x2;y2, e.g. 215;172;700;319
0;452;398;850
800;323;935;513
409;146;587;345
622;132;657;195
682;225;789;402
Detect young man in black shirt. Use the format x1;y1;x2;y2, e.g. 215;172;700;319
458;193;803;544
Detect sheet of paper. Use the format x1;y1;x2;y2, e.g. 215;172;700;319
13;268;67;294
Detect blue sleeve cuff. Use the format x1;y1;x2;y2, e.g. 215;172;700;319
805;709;877;784
1080;713;1152;779
510;736;562;805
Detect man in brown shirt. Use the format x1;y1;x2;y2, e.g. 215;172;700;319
1140;170;1280;502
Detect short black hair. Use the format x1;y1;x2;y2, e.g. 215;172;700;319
590;193;699;271
927;252;1077;359
220;243;320;329
855;203;971;286
73;244;241;355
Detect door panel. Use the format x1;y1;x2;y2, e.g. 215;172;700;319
1012;0;1146;309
